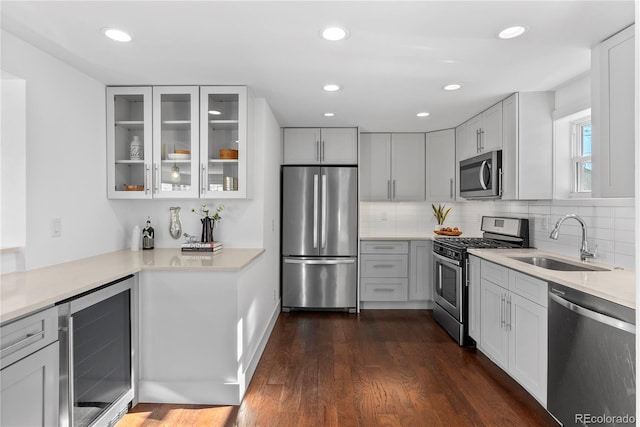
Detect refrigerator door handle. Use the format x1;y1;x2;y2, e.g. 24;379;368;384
313;174;318;249
321;174;327;249
284;258;356;265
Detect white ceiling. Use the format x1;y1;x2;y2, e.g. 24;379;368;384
0;1;635;132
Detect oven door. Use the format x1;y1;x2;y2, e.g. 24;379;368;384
433;253;463;322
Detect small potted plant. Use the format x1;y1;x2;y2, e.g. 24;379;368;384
192;203;224;242
432;204;452;228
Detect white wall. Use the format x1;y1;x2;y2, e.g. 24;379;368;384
1;31;124;270
0;73;27;250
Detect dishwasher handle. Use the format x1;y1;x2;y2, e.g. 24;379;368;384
549;292;636;334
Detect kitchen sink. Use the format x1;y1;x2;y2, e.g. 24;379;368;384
512;256;609;272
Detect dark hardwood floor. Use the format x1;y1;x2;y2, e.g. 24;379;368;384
118;310;558;426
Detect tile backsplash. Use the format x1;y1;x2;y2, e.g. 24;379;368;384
360;199;636;270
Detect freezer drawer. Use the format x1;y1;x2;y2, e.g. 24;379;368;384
282;257;357;309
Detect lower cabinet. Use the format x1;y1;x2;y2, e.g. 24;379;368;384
0;307;59;427
360;240;433;306
478;259;548;406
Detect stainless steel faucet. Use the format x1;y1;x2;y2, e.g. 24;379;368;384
549;214;597;261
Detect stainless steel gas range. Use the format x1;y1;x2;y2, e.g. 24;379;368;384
432;216;529;346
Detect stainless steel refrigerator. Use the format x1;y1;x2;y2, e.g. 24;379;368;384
281;166;358;312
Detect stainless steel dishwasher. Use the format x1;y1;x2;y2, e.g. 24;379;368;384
548;283;635;427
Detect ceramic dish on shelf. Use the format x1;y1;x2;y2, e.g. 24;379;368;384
167;153;190;160
123;184;144;191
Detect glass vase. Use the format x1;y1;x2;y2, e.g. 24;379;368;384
169;207;182;239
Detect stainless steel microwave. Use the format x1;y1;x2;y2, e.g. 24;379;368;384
459;150;502;199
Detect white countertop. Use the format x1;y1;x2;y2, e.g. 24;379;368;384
468;248;635;309
0;248;264;324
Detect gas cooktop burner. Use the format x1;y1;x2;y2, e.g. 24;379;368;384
434;237;518;249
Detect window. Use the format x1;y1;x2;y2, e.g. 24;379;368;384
571;118;591;193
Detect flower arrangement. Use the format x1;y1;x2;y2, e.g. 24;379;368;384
192;204;224;242
432;204;451;225
192;203;224;222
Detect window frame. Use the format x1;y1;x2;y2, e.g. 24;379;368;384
570;117;592;195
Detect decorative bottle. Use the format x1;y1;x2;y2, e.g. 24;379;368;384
130;135;143;160
142;217;155;250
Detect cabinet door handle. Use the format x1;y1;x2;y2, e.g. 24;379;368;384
373;288;395;292
144;164;150;195
476;129;480;152
373;264;396;269
387;180;391;200
321;140;325;162
154;163;159;193
0;331;45;358
507;295;512;331
392;180;396;199
201;164;206;195
480;129;484;151
316;140;320;162
449;178;454;199
500;294;505;328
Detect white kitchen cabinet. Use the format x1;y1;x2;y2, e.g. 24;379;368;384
1;342;59;427
478;260;547;406
360;133;425;201
107;86;153;199
360;241;409;302
591;25;635;198
408;240;433;301
426;129;456;201
153;86;200;198
282;127;357;165
1;306;59;427
501;92;554;200
458;103;503;162
200;86;248;198
468;255;481;342
107;85;249;199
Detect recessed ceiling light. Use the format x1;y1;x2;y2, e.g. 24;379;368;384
323;84;342;92
323;112;336;117
102;28;132;42
417;112;430;118
498;26;527;39
208;110;222;115
321;26;348;41
443;84;462;91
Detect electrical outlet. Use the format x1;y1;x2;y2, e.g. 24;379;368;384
537;216;548;232
380;212;388;221
51;218;62;238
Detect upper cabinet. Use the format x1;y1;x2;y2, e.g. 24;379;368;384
107;85;249;199
360;133;425;202
426;129;455;201
282;127;357;165
107;87;153;199
457;102;503;161
200;86;248;198
501;92;554;200
591;25;635;198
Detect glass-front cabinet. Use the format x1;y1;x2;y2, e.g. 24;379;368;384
200;86;247;198
107;85;248;199
152;86;200;198
107;86;153;199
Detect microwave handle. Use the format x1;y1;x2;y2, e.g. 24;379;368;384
479;160;489;190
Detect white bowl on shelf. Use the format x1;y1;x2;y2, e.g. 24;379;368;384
167;153;190;160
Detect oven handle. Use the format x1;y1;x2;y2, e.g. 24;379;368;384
433;252;462;267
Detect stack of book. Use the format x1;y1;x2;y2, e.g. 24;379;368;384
180;242;223;253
